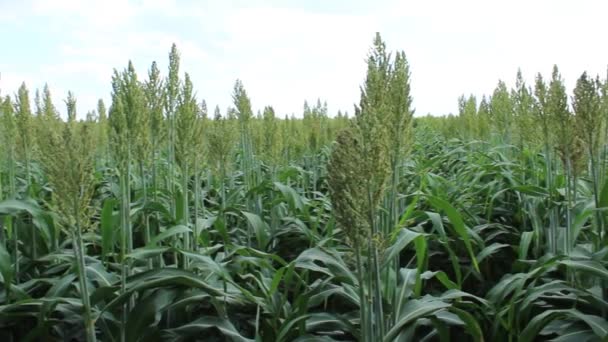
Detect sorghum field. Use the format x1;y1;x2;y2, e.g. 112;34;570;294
0;34;607;342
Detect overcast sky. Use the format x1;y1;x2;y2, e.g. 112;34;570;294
1;0;608;117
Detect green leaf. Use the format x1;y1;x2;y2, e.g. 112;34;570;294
149;225;191;246
0;199;41;215
101;269;228;313
101;198;117;259
304;312;354;335
127;246;172;260
420;270;459;290
477;243;509;263
164;316;254;342
126;288;177;342
0;243;14;289
521;309;608;341
269;266;286;296
512;185;549;197
385;299;451;342
414;231;429;296
434;310;464;326
599;176;608;224
566;310;608;337
559;259;608;281
519;231;534;260
276;313;311;342
572;208;593;243
382;228;425;269
426;211;462;286
274;182;305;212
242;211;270;251
295;248;356;285
427;196;480;273
551;327;597;342
450;307;484;342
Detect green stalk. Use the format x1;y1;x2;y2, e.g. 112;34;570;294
215;159;228;248
366;188;384;340
24;150;37;261
169;114;176;218
354;243;369;342
140;161;152;269
366;238;374;341
72;219;96;342
0;180;3;245
193;162;201;252
588;147;603;252
386;161;399;326
589;144;607;307
181;163;190;268
544;144;557;254
151;140;162;268
7;150;18;284
564;155;573;255
119;172;128;342
371;243;384;340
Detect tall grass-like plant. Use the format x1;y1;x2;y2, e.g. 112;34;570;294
41;94;98;341
14;83;37;259
599;72;608;195
328;124;390;342
144;61;165;266
490;80;513;144
262;106;280;165
533;73;559;255
130;64;152;263
14;83;35;192
385;49;414;223
332;34;393;338
233;80;262;240
233;80;255;181
192;100;207;251
208;107;237;224
572;72;603;251
511;70;536;238
458;95;477;140
175;73;200;259
547;66;575;254
121;62;146;254
165;44;181;219
96;99;109;163
384;49;415;326
37;85;61;154
512;69;536;151
1;96;18;282
108;62;145;342
144;62;165;198
477;96;492;141
356;34;415;331
0;93;4;244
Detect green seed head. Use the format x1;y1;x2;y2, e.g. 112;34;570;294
175;73;199;170
42;96;97;229
146;61;165;144
328;127;370;246
15;82;35;161
572;71;602;156
208;106;237;175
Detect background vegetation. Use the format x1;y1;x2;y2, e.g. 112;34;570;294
0;33;607;341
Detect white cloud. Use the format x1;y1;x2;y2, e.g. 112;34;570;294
31;0;137;28
208;6;377;115
3;0;608;117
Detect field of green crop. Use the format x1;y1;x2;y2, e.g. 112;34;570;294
0;34;607;341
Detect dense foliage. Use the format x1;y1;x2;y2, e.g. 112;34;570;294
0;34;607;341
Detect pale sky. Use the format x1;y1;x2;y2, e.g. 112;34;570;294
1;0;608;117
